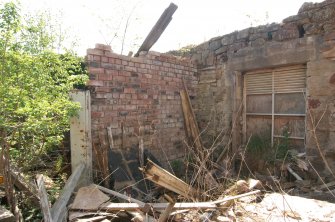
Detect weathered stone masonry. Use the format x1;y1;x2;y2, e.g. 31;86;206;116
87;0;335;180
86;44;197;178
188;0;335;175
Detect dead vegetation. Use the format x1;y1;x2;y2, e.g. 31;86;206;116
2;77;335;222
51;82;335;221
1;78;335;222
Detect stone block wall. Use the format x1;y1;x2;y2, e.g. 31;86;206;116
182;0;335;175
87;44;197;176
189;0;335;68
192;66;232;157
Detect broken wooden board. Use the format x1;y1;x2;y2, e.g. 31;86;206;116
36;175;52;222
71;185;110;210
213;190;261;205
69;211;116;222
0;205;14;222
99;201;220;211
140;159;199;200
97;185;145;206
1;157;40;206
180;80;204;160
134;3;178;57
74;215;107;222
51;163;85;222
312;181;335;191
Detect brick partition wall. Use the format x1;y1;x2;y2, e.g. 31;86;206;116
86;44;197;179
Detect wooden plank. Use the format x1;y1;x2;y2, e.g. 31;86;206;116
97;185;145;206
1;157;40;207
36;175;53;222
180;90;192;144
51;163;85;222
100;201;219;211
70;186;110;211
70;191;261;213
180;79;204;160
287;164;303;181
212;190;261;205
69;211;115;221
312;181;335;191
107;126;114;150
231;71;243;160
140;159;199;200
0;205;14;221
134;3;178;57
76;216;107;222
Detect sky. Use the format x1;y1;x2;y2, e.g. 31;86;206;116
5;0;323;56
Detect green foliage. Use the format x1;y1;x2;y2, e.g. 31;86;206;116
246;134;271;158
275;128;290;160
167;44;197;57
0;1;88;168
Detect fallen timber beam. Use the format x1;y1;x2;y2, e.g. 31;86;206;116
286;164;303;181
212;190;261;205
139;159;199;200
180;79;204;160
99;202;219;211
312;181;335;191
95;190;261;212
36;175;53;222
97;185;145;206
134;3;178;57
1;157;40;207
50;163;85;222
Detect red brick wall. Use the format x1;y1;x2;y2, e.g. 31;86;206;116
87;44;197;166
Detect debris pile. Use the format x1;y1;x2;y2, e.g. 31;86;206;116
65;161;335;222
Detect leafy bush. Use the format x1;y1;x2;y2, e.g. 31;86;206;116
0;1;87;170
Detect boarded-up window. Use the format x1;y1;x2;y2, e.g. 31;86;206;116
244;65;306;151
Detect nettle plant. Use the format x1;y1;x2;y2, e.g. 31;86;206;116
0;2;88;169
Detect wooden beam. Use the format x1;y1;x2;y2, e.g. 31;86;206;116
212;190;261;205
97;185;146;206
50;163;85;222
0;205;14;221
70;190;261;213
312;181;335;191
134;3;178;57
99;201;219;211
180;79;204;160
140;159;199;200
36;175;53;222
1;157;40;207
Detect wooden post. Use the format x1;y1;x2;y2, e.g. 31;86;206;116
70;90;92;187
231;71;243;154
36;175;53;222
